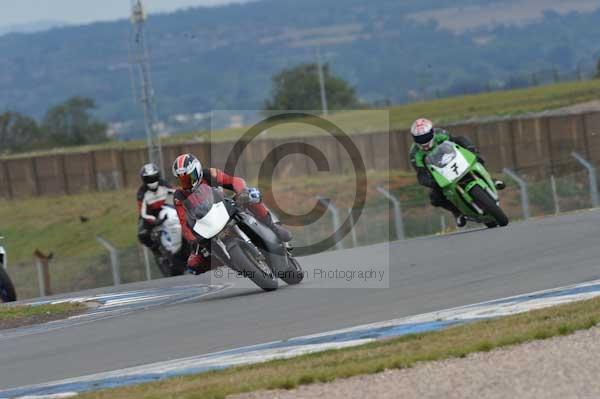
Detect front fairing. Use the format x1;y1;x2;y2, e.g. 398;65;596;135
158;206;183;254
183;185;217;222
183;185;230;239
426;142;476;188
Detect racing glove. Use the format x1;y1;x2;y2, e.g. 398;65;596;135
237;187;262;207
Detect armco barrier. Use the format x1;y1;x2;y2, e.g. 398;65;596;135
1;110;600;198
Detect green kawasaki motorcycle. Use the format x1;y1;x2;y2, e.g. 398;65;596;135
426;141;509;228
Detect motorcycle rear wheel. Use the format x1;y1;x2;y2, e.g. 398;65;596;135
0;267;17;302
157;255;186;277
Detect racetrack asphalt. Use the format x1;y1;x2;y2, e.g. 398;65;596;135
1;210;600;390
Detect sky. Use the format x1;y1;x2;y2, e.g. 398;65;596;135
0;0;251;28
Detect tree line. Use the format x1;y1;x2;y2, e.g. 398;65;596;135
0;97;108;154
263;63;360;112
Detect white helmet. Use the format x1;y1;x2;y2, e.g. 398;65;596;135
411;118;435;150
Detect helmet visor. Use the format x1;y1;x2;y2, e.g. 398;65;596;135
177;167;201;190
142;174;159;185
414;130;434;146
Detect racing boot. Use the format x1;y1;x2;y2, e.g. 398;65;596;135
455;214;467;228
442;201;466;228
494;179;506;190
187;248;212;275
264;213;293;243
450;208;467;228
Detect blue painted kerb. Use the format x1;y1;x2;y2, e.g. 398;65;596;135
3;281;600;398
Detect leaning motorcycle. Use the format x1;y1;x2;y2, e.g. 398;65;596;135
183;185;304;291
0;237;17;302
426;141;509;228
151;206;189;277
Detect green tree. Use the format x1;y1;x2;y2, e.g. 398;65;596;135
42;97;108;146
596;58;600;79
264;63;359;112
0;111;41;153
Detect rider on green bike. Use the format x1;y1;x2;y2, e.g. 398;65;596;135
409;118;505;227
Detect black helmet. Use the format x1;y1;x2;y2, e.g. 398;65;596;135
140;163;160;191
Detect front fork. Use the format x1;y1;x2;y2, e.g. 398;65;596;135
203;224;267;274
455;167;499;216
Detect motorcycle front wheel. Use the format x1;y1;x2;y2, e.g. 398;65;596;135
279;255;304;285
228;242;278;292
471;186;509;227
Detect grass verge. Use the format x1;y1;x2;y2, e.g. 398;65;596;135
80;296;600;399
0;302;87;330
0;171;412;264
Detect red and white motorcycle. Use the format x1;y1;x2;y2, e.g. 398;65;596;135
151;206;190;277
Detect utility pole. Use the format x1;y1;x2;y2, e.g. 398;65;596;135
130;0;164;175
316;45;329;116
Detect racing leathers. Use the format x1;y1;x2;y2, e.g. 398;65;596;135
173;168;291;274
137;179;175;251
409;129;480;217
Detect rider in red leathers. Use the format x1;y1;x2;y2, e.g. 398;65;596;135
171;153;292;274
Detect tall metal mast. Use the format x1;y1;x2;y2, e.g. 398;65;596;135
316;45;329;116
130;0;164;174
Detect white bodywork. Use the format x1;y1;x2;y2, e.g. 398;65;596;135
430;146;470;182
0;236;5;270
0;246;5;270
193;202;230;239
158;207;183;254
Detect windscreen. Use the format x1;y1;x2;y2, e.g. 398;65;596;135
183;185;216;222
426;142;457;168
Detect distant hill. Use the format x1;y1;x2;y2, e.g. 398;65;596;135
0;0;599;138
0;20;67;36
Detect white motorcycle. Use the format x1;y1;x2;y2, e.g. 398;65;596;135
0;237;16;302
151;206;189;277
